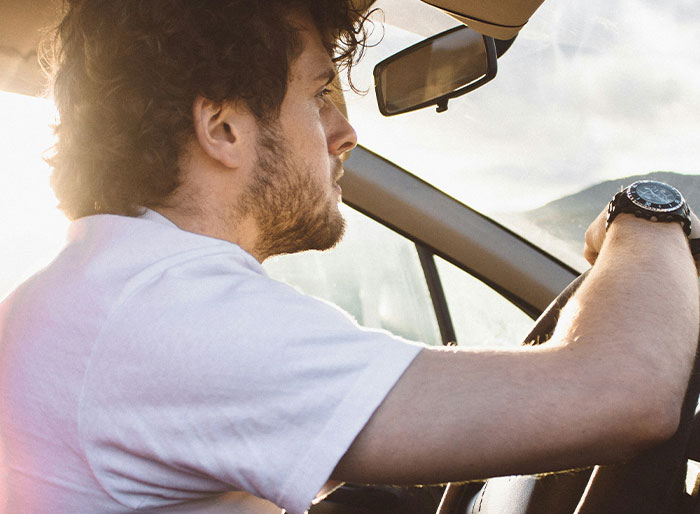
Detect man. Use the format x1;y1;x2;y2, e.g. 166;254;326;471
0;1;698;513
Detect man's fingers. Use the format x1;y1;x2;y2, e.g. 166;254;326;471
583;245;598;266
689;209;700;239
584;208;608;266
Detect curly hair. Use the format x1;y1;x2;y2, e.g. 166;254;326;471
45;0;373;219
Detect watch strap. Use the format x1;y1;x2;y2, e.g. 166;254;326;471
691;238;700;257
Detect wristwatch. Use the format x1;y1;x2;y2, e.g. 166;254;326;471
606;180;700;255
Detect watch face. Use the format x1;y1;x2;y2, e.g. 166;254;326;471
628;180;684;212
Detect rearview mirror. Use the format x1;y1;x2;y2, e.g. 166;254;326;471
374;25;497;116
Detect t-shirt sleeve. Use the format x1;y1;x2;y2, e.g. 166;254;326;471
78;258;424;513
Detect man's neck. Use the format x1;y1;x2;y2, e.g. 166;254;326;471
152;205;261;261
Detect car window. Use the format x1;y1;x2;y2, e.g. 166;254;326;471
264;204;443;346
434;256;534;348
264;203;537;350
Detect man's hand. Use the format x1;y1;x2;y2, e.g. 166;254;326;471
583;207;608;266
690;210;700;273
584;205;700;270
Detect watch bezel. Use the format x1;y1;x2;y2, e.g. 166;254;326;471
627;180;685;213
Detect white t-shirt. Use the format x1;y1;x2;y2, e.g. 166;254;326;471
0;210;423;513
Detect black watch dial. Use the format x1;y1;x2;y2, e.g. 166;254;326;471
628;180;684;212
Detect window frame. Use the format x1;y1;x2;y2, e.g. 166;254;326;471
341;145;580;320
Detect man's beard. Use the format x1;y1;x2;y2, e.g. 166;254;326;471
236;122;346;261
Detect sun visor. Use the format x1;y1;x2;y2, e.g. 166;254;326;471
420;0;546;39
0;0;62;96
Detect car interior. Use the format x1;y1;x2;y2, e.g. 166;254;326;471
1;0;700;513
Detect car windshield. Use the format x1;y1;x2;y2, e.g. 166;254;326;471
343;0;700;271
0;0;698;299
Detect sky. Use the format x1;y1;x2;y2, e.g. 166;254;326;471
1;0;699;298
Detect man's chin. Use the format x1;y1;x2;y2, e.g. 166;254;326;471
304;210;346;252
258;208;346;259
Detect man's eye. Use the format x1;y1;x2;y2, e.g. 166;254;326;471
317;87;332;99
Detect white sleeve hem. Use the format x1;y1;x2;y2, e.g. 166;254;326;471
275;340;423;514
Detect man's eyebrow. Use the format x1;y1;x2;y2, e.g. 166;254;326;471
315;67;337;86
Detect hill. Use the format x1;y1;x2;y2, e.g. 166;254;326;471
522;171;700;248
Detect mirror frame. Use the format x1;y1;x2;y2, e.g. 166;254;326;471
373;25;498;116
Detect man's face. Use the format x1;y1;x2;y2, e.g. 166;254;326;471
238;9;358;260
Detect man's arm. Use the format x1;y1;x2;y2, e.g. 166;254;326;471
332;212;699;485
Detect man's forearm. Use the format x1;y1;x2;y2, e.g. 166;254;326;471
558;214;699;428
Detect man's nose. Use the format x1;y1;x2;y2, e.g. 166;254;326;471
328;103;358;160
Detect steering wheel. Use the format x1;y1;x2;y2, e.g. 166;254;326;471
437;270;700;514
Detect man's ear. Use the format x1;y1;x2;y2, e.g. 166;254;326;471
192;96;249;169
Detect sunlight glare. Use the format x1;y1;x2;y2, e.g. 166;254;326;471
0;91;68;300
